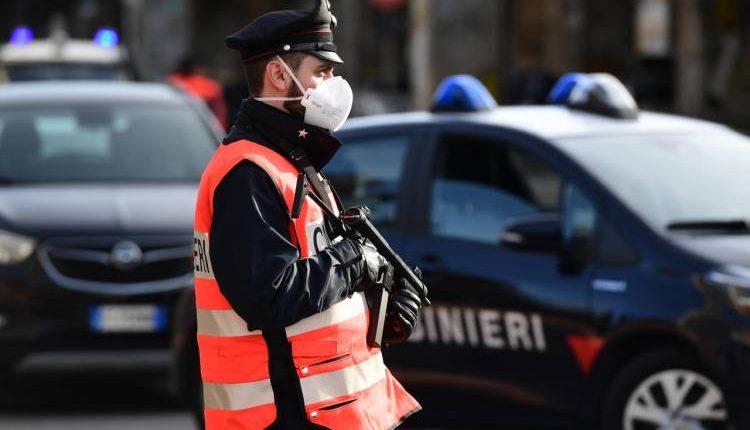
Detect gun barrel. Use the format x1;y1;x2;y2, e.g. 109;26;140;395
342;208;428;302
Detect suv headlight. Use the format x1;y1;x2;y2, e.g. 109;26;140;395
0;230;36;265
705;266;750;314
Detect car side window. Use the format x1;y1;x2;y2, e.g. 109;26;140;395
562;184;598;245
325;134;411;228
596;217;640;265
562;184;639;265
429;134;562;244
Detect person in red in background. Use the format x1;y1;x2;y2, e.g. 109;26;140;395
169;56;229;130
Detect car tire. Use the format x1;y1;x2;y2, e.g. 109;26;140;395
601;348;731;430
187;356;204;430
178;330;204;430
0;371;16;410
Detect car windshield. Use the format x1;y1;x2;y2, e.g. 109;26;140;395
0;104;216;183
7;64;126;81
556;130;750;232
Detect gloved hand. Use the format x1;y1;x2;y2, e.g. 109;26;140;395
411;267;430;306
355;239;392;292
382;275;423;344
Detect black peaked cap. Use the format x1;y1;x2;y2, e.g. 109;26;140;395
226;0;342;64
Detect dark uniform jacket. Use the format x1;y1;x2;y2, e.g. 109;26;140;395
209;98;364;332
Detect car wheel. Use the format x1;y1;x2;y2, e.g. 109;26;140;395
602;348;730;430
188;359;204;430
179;331;204;430
0;371;17;409
0;384;7;409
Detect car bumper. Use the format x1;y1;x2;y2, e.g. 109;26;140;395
13;349;172;376
0;261;187;379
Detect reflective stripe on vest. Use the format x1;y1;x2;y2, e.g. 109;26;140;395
193;140;419;429
197;293;367;338
203;351;386;411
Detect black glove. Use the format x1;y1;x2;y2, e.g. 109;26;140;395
353;238;393;293
411;267;430;306
382;276;423;344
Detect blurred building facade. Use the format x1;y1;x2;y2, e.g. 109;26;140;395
1;0;749;128
165;0;750;128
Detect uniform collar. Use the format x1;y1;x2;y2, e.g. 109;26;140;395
224;98;342;171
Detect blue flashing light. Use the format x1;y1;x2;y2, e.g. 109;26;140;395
548;72;639;120
10;26;34;45
432;75;497;113
548;73;589;104
94;28;119;48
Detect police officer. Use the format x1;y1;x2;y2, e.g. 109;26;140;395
192;1;425;429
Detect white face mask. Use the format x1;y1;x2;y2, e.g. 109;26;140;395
256;56;353;132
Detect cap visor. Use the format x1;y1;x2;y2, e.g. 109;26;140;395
309;50;343;64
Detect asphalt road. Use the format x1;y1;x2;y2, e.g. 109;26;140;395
0;378;548;430
0;413;196;430
0;378;199;430
0;379;454;430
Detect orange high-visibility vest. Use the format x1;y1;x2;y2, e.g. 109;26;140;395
193;139;420;429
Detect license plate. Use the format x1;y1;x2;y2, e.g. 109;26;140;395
89;304;167;333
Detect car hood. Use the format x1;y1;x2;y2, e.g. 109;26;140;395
671;233;750;268
0;184;197;237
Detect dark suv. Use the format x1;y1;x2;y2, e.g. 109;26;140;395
0;82;219;393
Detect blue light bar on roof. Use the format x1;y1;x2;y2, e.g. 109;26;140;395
10;26;34;45
548;73;589;105
548;72;639;120
432;75;497;113
94;27;119;47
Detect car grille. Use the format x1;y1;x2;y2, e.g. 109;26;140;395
51;257;189;284
39;237;193;295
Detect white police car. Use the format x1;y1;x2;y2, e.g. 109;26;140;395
322;74;750;430
0;25;133;83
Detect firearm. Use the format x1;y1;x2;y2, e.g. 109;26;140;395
339;207;430;347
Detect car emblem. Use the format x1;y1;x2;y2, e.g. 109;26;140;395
110;241;143;271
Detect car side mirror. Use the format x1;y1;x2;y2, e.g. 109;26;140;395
500;213;563;254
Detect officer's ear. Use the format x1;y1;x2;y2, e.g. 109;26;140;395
265;58;291;93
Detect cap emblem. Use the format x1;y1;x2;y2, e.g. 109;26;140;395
298;129;309;139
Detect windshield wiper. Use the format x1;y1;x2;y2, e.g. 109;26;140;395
667;220;750;233
0;176;15;185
